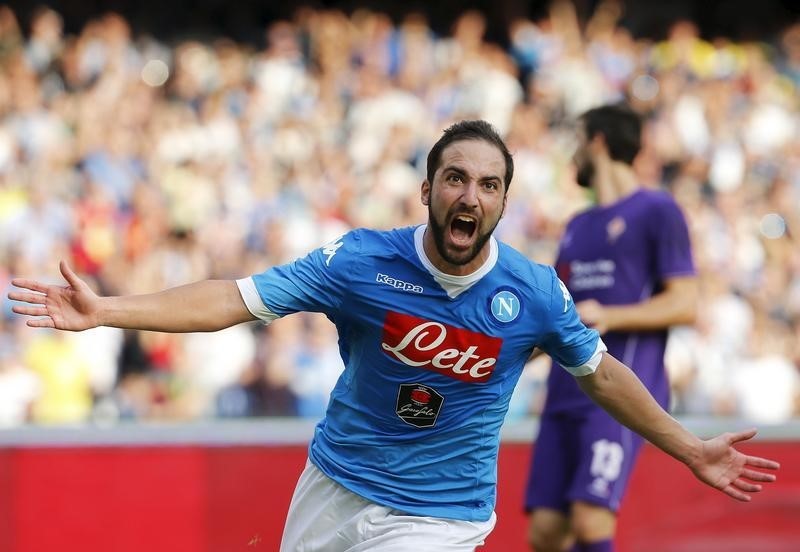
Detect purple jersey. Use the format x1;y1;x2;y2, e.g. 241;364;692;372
543;189;695;414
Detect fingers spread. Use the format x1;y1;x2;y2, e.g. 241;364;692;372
723;485;752;502
12;306;49;317
10;279;50;294
728;428;757;445
7;291;47;305
746;456;781;470
26;318;55;328
731;479;762;493
59;260;82;289
741;468;777;482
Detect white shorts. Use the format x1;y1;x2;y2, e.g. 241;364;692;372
280;460;497;551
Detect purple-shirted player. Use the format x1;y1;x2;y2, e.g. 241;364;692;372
525;104;700;552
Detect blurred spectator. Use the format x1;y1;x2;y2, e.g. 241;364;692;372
0;316;39;426
2;2;799;425
22;330;92;424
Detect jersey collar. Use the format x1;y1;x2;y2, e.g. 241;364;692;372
413;224;498;298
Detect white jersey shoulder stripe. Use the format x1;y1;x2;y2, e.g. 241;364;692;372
561;339;608;377
236;277;280;323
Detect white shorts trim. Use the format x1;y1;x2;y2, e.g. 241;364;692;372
280;460;497;551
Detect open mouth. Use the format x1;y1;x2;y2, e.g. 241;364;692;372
450;215;477;246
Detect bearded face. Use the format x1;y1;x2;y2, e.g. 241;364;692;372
426;198;499;267
422;139;507;274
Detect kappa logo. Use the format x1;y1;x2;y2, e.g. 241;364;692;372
376;273;424;294
558;279;572;313
321;239;343;266
381;311;503;383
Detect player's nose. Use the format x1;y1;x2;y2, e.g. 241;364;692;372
460;181;479;206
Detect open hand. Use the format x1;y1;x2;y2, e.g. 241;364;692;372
689;428;780;501
8;260;101;331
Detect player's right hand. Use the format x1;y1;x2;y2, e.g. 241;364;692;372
8;260;101;331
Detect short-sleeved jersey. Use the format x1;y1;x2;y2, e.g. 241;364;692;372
544;189;695;415
239;225;602;521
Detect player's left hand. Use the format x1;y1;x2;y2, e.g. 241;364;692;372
688;428;780;501
576;299;608;334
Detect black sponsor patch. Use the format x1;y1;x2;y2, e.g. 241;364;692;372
396;383;444;428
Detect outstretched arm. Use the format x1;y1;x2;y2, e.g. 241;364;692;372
577;353;779;501
9;260;256;333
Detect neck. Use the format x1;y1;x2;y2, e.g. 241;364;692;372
422;225;490;276
592;160;639;206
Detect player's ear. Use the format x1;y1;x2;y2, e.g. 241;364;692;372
421;179;431;206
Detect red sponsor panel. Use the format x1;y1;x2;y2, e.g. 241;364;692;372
0;438;797;551
206;447;305;552
12;447;206;552
485;442;800;552
0;451;13;552
380;311;503;383
614;441;800;552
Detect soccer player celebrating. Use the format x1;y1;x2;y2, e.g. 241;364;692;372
524;103;700;552
9;120;778;552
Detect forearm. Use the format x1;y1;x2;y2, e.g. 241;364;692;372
577;353;702;466
605;278;697;332
98;280;256;332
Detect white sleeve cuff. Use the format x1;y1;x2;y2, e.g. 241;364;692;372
236;277;280;324
561;338;607;377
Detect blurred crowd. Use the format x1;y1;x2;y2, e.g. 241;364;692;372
0;1;799;427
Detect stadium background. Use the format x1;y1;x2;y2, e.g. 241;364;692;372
0;0;799;550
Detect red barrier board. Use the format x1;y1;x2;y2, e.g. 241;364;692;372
492;442;800;552
0;441;797;551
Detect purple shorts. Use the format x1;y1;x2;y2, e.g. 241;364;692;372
524;408;645;513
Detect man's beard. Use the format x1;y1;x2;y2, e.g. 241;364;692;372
427;205;498;266
576;159;594;188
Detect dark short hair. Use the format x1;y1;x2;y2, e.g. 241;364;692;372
426;120;514;192
580;104;642;165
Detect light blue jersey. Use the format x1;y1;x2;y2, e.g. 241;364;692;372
238;225;602;521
